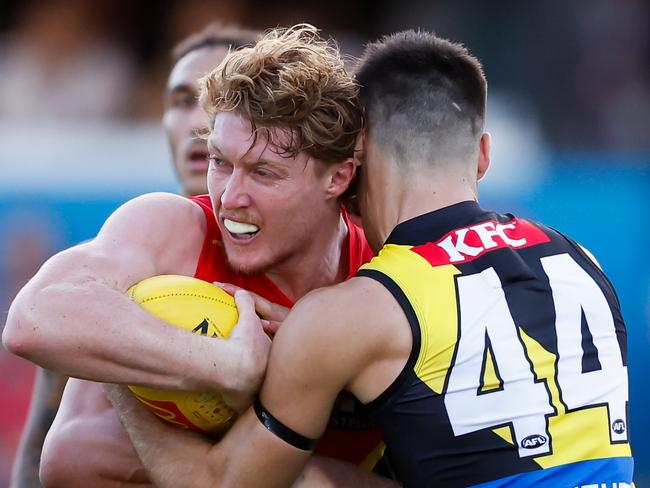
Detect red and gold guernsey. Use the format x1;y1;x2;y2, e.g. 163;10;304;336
189;195;384;469
358;201;633;487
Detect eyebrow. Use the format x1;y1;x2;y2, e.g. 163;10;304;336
207;140;221;154
206;142;288;168
166;83;195;96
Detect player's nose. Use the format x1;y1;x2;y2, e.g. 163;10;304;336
220;170;252;209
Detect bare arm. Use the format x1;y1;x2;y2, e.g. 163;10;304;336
10;368;67;488
2;193;268;393
104;285;407;487
104;384;396;488
40;379;152;487
101;384;215;487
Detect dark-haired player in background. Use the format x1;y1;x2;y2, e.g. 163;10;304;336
105;29;633;487
9;23;262;487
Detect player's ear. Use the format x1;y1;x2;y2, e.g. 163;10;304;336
477;132;491;181
324;157;357;199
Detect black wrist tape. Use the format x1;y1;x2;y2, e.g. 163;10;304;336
253;397;318;451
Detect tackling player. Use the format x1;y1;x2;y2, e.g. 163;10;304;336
4;25;391;486
103;30;634;487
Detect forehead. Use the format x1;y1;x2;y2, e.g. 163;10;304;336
167;46;230;90
209;112;304;165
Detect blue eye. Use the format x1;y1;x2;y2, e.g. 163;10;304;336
208;157;223;167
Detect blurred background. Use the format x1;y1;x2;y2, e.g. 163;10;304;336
0;0;648;485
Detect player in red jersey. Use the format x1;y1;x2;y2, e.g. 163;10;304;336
4;24;390;486
187;195;381;468
9;23;263;488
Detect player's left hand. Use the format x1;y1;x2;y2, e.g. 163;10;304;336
221;290;272;412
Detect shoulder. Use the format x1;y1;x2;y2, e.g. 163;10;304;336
112;191;203;218
299;276;396;315
528;219;604;270
99;192;204;238
272;277;409;383
93;192;207;275
288;278;393;329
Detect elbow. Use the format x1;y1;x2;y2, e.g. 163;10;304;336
3;292;49;361
39;451;68;488
40;432;93;488
40;424;78;487
3;314;34;358
40;413;150;487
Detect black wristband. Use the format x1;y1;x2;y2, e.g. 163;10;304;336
253;397;317;451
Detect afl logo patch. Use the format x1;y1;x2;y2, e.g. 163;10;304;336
612;419;626;434
521;434;547;449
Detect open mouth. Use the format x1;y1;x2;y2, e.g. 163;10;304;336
223;219;260;240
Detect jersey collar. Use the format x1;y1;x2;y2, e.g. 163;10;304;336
385;200;494;247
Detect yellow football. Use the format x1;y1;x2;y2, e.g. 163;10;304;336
126;275;238;435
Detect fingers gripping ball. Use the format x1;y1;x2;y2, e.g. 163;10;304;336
127;275;238;435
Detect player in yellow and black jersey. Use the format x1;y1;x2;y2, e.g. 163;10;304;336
358;201;632;486
347;30;633;487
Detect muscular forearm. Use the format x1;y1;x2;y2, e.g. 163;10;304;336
106;384;306;488
103;384;215;488
41;412;153;487
10;368;68;488
105;383;392;488
3;278;241;391
41;380;154;487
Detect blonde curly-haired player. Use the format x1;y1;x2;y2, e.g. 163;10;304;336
9;23;262;488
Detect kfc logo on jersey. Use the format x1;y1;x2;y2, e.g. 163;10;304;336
412;218;551;266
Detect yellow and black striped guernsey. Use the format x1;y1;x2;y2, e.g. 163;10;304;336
358;201;633;488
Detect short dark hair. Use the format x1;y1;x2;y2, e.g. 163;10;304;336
355;30;487;166
171;22;262;63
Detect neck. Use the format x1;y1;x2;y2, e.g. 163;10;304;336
265;211;349;302
377;174;478;245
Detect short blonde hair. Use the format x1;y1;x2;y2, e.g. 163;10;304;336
200;24;362;163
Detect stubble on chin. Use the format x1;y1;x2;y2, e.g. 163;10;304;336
225;259;266;277
223;244;297;278
223;250;267;277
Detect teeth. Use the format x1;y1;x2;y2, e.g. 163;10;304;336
224;219;259;235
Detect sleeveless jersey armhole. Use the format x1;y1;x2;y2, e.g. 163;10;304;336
357;268;421;411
